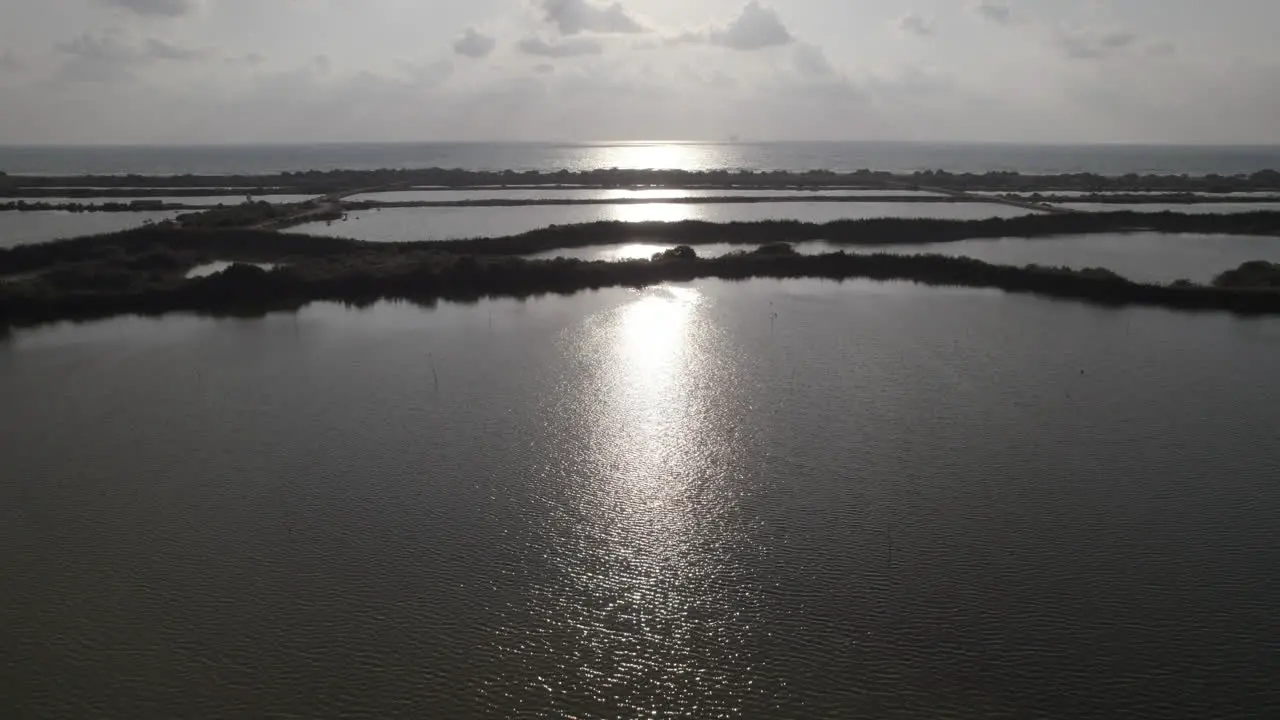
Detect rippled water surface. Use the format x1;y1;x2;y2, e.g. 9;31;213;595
290;202;1036;242
3;280;1279;718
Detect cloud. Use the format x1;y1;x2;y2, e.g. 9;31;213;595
675;2;794;51
453;27;496;59
102;0;199;18
975;2;1012;25
793;44;835;79
517;36;604;58
144;38;206;61
900;14;934;36
56;32;206;82
226;52;267;66
536;0;645;36
1058;29;1137;60
0;50;25;73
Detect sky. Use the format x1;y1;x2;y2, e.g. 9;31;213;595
0;0;1278;145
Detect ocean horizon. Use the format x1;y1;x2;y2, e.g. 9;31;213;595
4;140;1280;177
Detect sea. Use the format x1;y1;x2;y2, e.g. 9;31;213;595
2;141;1280;176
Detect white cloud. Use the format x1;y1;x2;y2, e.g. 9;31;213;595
453;28;496;59
517;36;604;58
536;0;645;36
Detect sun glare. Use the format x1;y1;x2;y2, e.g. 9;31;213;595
607;203;701;224
619;286;699;378
594;142;713;171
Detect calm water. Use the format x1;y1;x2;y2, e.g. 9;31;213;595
348;188;946;203
3;142;1280;176
1058;202;1280;214
290;202;1035;242
0;210;179;247
975;191;1280;199
3;194;317;207
2;280;1278;719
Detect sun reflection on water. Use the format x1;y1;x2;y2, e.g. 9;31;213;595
606;202;703;224
592;142;720;171
600;243;674;261
600;188;697;201
502;284;764;717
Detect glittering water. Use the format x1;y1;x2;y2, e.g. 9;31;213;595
2;280;1279;718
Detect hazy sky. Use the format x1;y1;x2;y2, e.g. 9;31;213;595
1;0;1277;144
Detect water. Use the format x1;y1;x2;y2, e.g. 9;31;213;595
0;210;179;247
290;202;1036;243
349;188;946;203
975;191;1280;199
1058;202;1280;214
2;280;1278;718
3;142;1279;176
2;194;317;207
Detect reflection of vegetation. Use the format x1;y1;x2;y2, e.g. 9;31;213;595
1213;261;1280;289
5;222;1280;327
